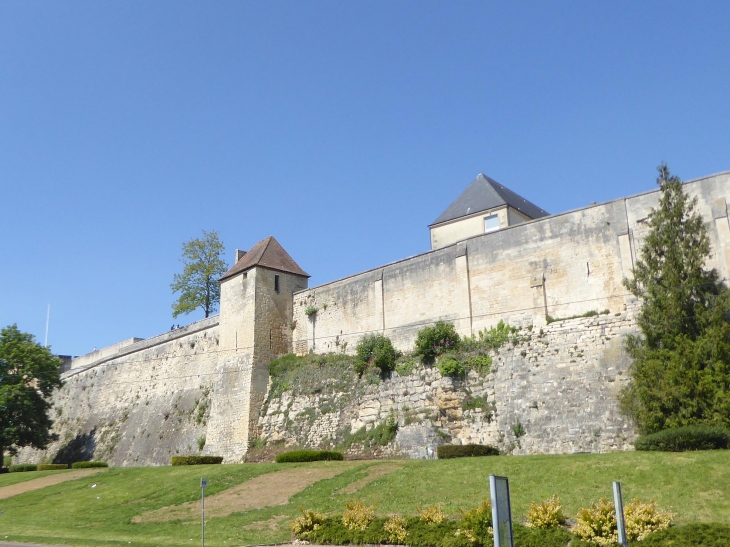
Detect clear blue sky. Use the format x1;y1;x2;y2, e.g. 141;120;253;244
1;1;729;356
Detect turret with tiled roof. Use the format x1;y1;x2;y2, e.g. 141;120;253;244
220;236;309;281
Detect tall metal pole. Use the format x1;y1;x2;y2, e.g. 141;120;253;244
44;303;50;347
613;481;628;547
201;478;206;547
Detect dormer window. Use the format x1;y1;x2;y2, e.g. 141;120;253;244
484;214;499;233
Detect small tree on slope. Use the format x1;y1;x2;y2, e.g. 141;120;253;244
0;325;63;467
621;164;730;434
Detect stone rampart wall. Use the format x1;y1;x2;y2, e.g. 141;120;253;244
259;309;638;456
17;320;257;466
292;173;730;357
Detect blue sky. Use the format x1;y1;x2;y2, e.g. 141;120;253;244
1;1;729;356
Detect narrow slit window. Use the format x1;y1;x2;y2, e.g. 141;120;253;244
484;214;499;233
274;275;280;293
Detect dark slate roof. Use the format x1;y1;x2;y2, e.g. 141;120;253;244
220;236;309;281
430;173;549;226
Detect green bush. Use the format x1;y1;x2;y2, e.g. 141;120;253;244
634;425;730;452
170;456;224;466
437;354;466;377
71;461;109;468
9;464;38;472
414;321;460;360
636;523;730;546
275;449;344;463
37;464;69;470
513;523;574;547
437;444;500;459
3;455;11;467
297;512;574;547
356;334;399;375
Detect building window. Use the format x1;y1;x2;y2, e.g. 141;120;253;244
484;214;499;233
274;275;280;293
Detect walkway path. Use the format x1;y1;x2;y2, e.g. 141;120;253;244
0;469;106;500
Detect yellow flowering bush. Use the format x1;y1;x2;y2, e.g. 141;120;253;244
342;499;376;530
455;499;493;544
526;494;566;529
384;514;409;544
624;498;674;540
572;498;618;545
290;508;326;536
417;504;447;524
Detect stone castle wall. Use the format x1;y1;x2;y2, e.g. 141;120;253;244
292;173;730;357
18;172;730;465
259;308;638;456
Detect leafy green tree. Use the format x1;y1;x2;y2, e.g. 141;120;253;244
621;164;730;434
0;324;63;467
171;230;227;318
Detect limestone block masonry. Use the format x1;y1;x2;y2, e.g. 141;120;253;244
17;171;730;465
259;309;638;456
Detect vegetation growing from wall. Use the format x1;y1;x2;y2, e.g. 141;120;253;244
425;320;522;378
621;165;730;434
341;413;399;450
356;334;399;376
414;321;461;359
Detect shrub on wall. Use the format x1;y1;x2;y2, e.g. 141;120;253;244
437;444;499;459
356;334;399;376
9;464;38;472
37;464;69;470
633;425;730;451
414;321;460;360
71;461;109;469
170;456;224;466
275;449;343;463
436;354;466;377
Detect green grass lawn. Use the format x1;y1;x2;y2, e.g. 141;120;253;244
0;469;73;487
0;451;728;547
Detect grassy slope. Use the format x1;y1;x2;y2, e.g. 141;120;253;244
0;452;728;547
0;469;72;487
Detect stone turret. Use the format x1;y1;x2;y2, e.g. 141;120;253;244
205;236;309;459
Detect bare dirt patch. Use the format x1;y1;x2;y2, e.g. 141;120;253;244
0;469;106;500
335;463;403;495
133;462;359;522
242;514;289;530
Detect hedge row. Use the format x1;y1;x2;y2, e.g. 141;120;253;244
634;425;730;452
37;464;69;470
300;515;730;547
437;444;500;459
9;464;38;472
276;450;344;463
171;456;224;466
71;461;109;468
303;516;572;547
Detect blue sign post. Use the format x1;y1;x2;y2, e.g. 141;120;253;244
489;475;514;547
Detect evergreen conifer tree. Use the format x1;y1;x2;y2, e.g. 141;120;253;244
621;164;730;434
